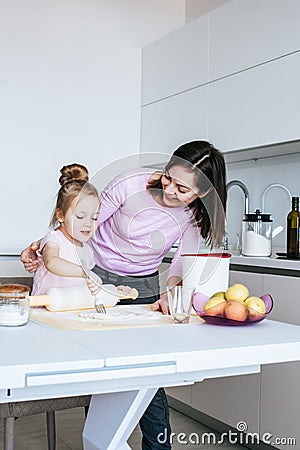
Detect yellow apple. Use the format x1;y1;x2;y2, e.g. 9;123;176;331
204;297;227;317
210;291;225;299
225;300;248;322
225;283;249;302
245;296;266;321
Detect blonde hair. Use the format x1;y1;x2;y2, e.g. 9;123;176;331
50;163;99;228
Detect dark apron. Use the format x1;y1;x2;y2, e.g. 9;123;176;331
92;265;160;305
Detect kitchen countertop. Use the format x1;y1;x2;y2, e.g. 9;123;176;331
0;255;31;277
230;251;300;270
2;251;300;279
163;248;300;277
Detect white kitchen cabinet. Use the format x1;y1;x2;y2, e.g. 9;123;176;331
209;0;300;81
166;269;262;432
163;258;300;444
229;270;264;297
141;1;300;156
166;385;192;405
141;84;208;157
142;15;209;105
208;52;300;151
191;374;260;433
260;273;300;449
263;274;300;325
260;362;299;450
189;269;263;432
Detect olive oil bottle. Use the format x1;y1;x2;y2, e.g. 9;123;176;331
287;196;300;259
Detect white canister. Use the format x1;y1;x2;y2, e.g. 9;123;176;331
182;253;231;297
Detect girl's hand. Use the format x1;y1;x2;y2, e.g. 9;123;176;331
86;272;103;296
151;293;169;315
20;241;40;273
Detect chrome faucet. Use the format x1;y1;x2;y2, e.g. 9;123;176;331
261;183;291;212
224;180;250;251
226;179;250;214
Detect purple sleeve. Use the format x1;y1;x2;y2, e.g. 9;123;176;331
98;169;154;224
167;222;202;280
98;176;126;224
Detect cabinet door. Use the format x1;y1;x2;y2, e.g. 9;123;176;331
263;274;300;325
142;15;208;105
185;270;263;432
209;0;300;80
261;274;300;448
208;52;300;151
229;270;264;297
141;84;208;158
260;362;300;450
191;374;260;433
166;385;192;406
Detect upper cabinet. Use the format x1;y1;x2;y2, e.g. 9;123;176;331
209;0;300;80
141;84;209;158
208;52;300;151
142;15;209;105
141;0;300;155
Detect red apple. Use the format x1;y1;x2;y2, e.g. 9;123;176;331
204;297;227;317
225;300;248;322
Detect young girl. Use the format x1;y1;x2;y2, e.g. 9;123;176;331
32;163;104;296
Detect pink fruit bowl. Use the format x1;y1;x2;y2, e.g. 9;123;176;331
193;293;273;326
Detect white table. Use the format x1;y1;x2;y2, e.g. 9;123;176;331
1;318;300;449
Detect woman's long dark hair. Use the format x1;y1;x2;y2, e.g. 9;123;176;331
147;141;227;247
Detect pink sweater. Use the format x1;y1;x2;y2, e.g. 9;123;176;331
32;230;95;295
89;168;202;278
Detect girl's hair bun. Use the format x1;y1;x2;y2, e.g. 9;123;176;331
59;163;89;186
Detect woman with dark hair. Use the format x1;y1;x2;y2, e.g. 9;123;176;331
148;140;226;247
21;140;227;450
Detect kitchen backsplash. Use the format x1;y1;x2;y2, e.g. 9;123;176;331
226;151;300;251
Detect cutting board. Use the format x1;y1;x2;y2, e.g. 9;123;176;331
30;305;202;331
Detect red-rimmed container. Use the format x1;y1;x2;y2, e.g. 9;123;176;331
182;252;231;297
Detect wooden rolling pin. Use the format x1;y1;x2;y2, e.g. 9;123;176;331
29;285;139;311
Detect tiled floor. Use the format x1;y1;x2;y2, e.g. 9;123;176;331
0;406;248;449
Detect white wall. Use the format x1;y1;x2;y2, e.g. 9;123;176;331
226;152;300;252
185;0;230;22
0;0;185;254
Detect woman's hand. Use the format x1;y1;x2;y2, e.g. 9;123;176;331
151;293;169;315
86;272;103;296
20;241;41;273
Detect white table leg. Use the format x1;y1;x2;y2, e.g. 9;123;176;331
82;387;158;450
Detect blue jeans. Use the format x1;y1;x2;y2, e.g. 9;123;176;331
139;388;171;450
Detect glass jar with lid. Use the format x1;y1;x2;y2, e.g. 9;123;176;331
0;284;30;326
242;210;273;257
